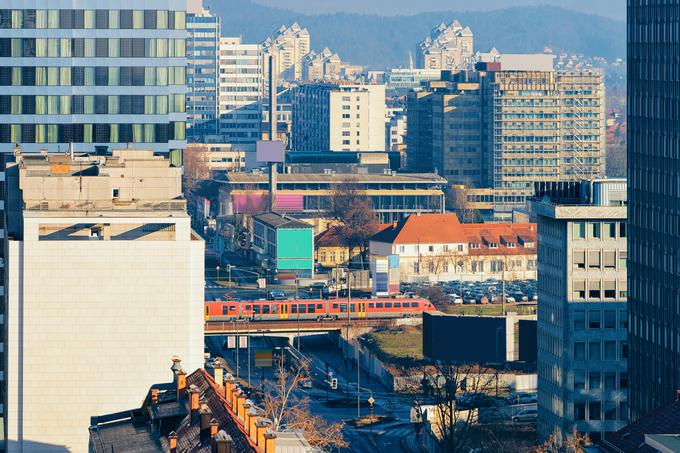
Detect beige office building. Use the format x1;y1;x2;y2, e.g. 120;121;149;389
292;84;386;152
4;149;204;452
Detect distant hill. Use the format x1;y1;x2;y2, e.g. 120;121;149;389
207;0;626;69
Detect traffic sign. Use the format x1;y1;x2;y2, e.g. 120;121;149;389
368;396;375;405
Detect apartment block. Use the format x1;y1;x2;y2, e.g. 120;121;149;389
303;47;341;82
261;23;310;82
4;148;204;452
0;3;188;165
292;84;386;152
627;0;680;420
186;0;220;140
530;180;628;443
416;20;473;70
218;37;262;148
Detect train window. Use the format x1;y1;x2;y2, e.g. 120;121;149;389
253;305;261;314
271;304;278;314
332;304;338;309
369;303;375;308
291;304;297;313
340;304;347;313
229;306;236;311
205;306;209;315
316;304;323;309
245;305;251;310
299;304;306;313
263;305;270;314
376;303;383;308
222;306;228;315
385;302;393;308
394;302;401;308
411;302;419;308
350;304;356;312
308;304;315;313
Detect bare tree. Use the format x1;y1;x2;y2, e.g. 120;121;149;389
420;362;498;452
446;183;480;224
327;178;379;269
183;144;211;206
533;427;590;453
260;358;347;451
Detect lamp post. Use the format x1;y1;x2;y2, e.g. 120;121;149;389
216;265;220;282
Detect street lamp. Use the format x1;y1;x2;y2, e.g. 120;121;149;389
216;265;220;282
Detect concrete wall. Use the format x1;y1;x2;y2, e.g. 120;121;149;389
6;216;204;453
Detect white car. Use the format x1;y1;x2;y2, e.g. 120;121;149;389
512;409;538;423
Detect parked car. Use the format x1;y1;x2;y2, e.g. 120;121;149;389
457;392;495;408
512;408;538;423
299;378;313;389
506;392;538;405
268;290;286;300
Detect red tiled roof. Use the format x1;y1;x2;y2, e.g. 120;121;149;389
370;214;466;244
600;399;680;453
464;223;537;256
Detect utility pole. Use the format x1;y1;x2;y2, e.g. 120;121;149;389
357;349;361;418
247;320;251;387
345;268;351;401
235;320;240;380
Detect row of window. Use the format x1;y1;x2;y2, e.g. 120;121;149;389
0;66;185;87
0;37;185;59
0;95;185;116
573;221;627;240
573;401;628;422
574;308;627;331
0;9;185;30
574;370;628;392
574;340;627;361
573;250;627;270
0;122;185;144
572;280;627;301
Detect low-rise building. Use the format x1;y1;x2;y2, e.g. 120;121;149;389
252;213;314;278
315;224;389;268
369;213;537;283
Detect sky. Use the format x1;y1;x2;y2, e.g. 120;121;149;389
251;0;625;21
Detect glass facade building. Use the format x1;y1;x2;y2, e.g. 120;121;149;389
0;2;187;165
186;5;219;141
627;0;680;420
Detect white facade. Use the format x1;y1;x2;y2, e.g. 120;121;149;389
219;37;262;145
416;20;474;70
261;23;311;82
4;150;204;452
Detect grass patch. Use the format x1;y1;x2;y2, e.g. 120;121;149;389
443;304;536;316
360;325;425;369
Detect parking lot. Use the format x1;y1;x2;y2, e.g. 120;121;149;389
401;279;538;305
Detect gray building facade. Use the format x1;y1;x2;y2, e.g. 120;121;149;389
0;2;187;166
531;180;628;443
627;0;680;421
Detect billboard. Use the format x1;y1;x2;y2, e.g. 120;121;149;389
423;313;507;363
256;140;285;163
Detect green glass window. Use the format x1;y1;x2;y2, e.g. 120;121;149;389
84;96;94;115
47;38;59;57
156;95;168;114
47;10;59;28
156;38;167;58
11;67;20;86
108;96;118;114
47;96;58;114
84;67;94;86
47;124;58;143
144;96;155;114
36;124;46;143
110;124;119;142
108;38;119;58
60;38;71;57
11;38;21;57
157;10;168;29
108;67;119;86
175;94;185;113
11;10;22;29
173;121;185;140
132;124;143;142
84;38;95;57
10;124;21;143
10;96;21;115
47;67;58;86
59;67;71;86
35;67;46;86
83;124;93;143
156;67;168;86
132;10;143;29
144;124;155;143
144;67;155;86
175;39;185;57
60;95;70;114
36;10;47;28
109;10;119;29
173;66;185;85
35;96;46;114
168;39;176;58
174;11;186;30
36;38;47;57
84;10;95;29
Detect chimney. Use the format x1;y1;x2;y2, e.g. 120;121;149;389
264;431;277;453
213;430;232;453
214;365;224;387
169;431;178;453
189;385;200;422
210;419;219;450
255;419;271;448
247;408;261;438
200;405;213;442
150;388;159;405
242;402;253;429
176;369;187;401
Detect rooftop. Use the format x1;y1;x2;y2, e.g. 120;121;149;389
254;212;312;230
221;172;447;185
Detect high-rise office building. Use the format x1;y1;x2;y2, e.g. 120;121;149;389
531;180;628;443
262;23;310;82
291;84;386;152
627;0;680;420
186;0;220;140
0;3;188;166
416;20;474;70
218;37;262;148
407;55;606;220
4;148;204;452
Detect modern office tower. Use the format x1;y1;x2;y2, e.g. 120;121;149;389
218;37;262;149
302;47;341;82
416;20;474;70
4;148;204;452
530;179;629;443
627;0;680;420
406;55;606;220
262;23;311;82
291;84;386;152
186;0;220;141
0;3;188;166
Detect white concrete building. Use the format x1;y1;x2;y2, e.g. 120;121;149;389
262;23;311;82
416;20;474;70
218;37;262;147
4;148;204;452
292;84;386;152
302;47;342;82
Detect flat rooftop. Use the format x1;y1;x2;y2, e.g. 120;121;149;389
254;212;312;229
222;172;447;184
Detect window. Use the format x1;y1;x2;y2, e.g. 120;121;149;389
574;342;586;360
573;222;585;239
619;251;627;269
574;250;586;269
574;370;586;391
112;188;120;198
574;310;585;330
588;250;601;269
589;341;601;360
588;222;601;239
574;403;586;421
619;372;628;389
589;281;601;299
604;402;617;420
573;281;586;300
619;222;626;238
589;371;601;390
604;222;616;239
620;402;629;421
604;310;616;329
604;372;616;389
589;310;601;329
603;251;616;269
621;341;628;359
619;309;628;329
589;402;601;421
604;341;616;359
